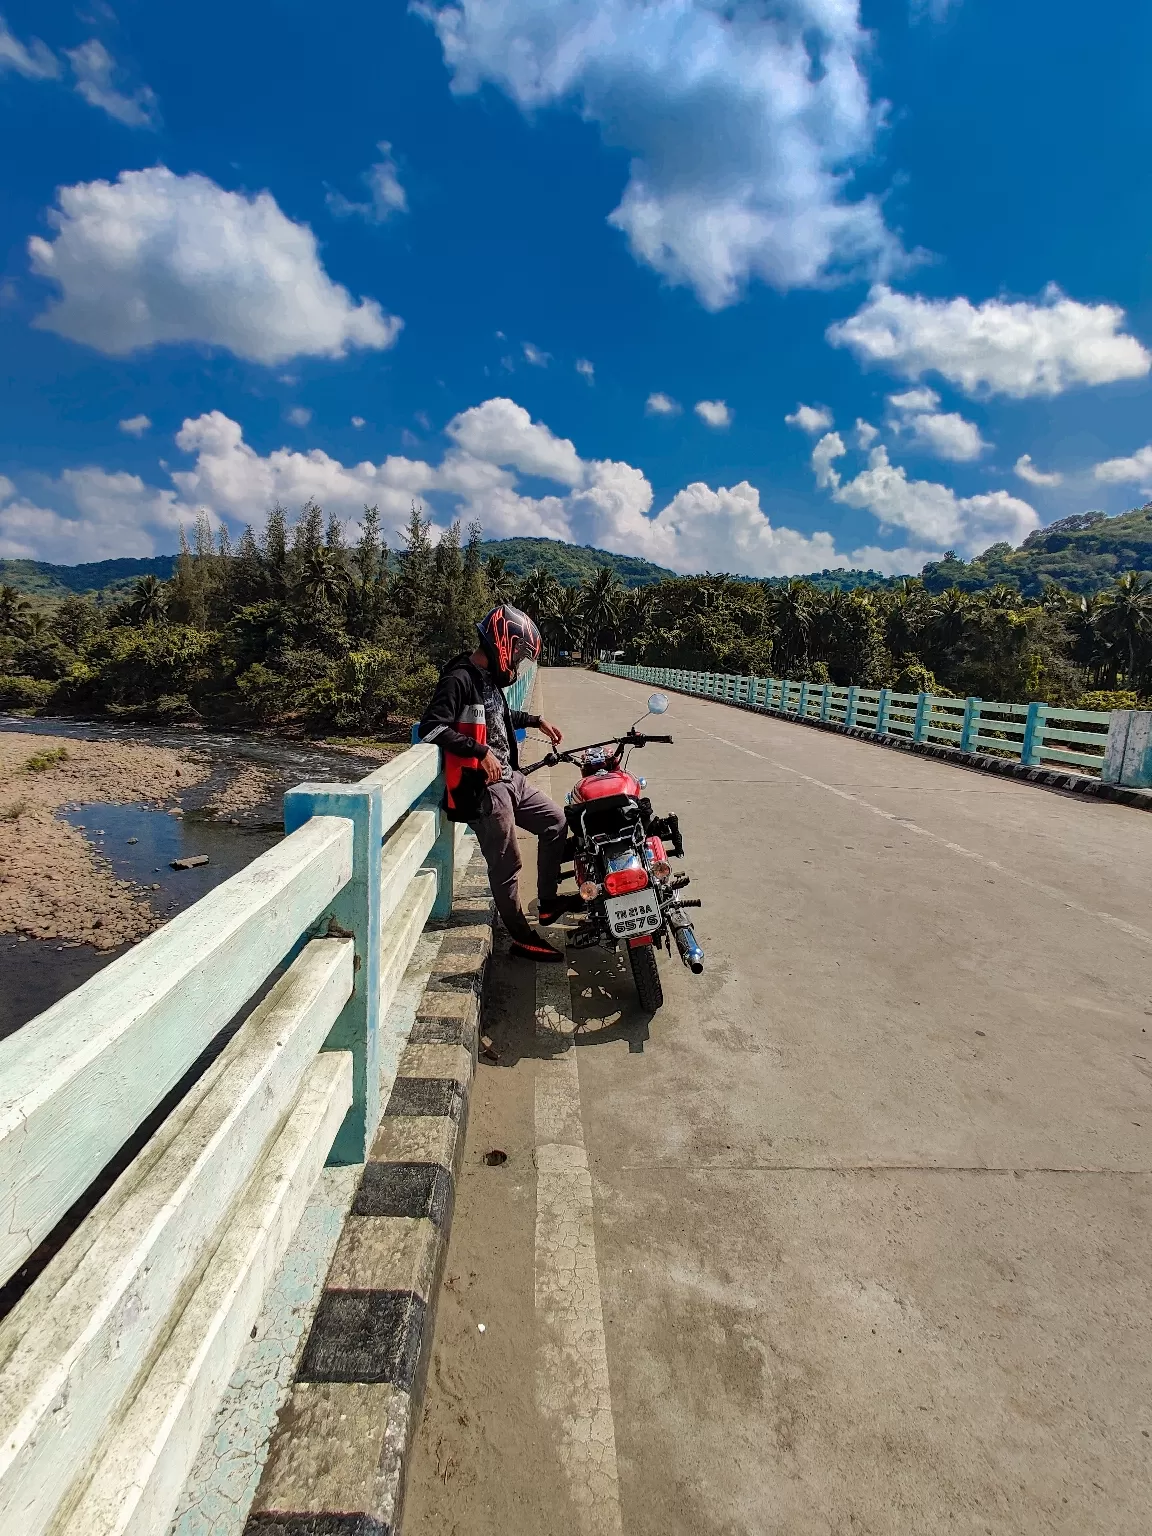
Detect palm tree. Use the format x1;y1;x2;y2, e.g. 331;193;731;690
0;585;31;637
1097;572;1152;688
552;586;585;657
124;575;168;627
483;555;516;603
516;566;562;625
296;547;353;612
765;580;812;675
579;568;623;657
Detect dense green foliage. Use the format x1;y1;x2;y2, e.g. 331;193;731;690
922;503;1152;597
0;555;178;600
474;537;673;587
514;569;1152;707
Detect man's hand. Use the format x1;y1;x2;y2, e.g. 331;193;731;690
538;719;563;745
480;750;505;784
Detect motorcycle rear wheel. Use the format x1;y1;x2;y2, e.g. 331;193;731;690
628;941;664;1012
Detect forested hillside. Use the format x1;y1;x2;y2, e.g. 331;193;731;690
922;503;1152;596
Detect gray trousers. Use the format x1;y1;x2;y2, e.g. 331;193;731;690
471;770;567;937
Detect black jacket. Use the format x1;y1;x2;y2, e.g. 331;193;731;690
417;653;540;820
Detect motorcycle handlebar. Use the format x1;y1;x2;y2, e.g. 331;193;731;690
520;730;673;774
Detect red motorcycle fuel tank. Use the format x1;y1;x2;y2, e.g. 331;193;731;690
572;768;643;802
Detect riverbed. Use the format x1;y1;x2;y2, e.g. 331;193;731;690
0;716;399;1037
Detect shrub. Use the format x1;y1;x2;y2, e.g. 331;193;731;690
0;675;58;708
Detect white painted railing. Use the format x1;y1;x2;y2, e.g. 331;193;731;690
600;663;1152;788
0;663;530;1536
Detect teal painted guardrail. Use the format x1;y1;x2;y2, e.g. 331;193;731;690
0;661;533;1535
600;662;1152;788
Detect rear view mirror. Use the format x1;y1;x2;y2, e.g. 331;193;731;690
647;692;670;715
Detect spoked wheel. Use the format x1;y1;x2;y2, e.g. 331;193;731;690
628;940;664;1012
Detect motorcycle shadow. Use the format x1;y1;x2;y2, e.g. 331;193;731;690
565;942;652;1054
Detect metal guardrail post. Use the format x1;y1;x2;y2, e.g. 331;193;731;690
283;780;384;1164
875;687;892;735
846;685;859;727
960;697;980;752
1020;701;1048;766
913;692;932;743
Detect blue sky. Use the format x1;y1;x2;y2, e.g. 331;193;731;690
0;0;1150;575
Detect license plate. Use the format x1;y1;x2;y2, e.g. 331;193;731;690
605;888;662;938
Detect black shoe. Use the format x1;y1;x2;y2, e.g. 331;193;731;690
537;894;585;925
509;935;566;963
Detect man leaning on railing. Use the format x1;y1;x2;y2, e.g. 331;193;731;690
417;603;580;963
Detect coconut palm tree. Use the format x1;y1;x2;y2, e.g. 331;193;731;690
124;575;169;627
579;568;623;658
0;585;32;637
1097;572;1152;689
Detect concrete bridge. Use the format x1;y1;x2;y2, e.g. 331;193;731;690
1;664;1150;1534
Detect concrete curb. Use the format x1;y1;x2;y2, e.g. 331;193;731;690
242;861;494;1536
647;683;1152;813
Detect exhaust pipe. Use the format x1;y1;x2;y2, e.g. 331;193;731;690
673;922;704;973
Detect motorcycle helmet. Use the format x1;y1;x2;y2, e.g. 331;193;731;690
475;603;542;687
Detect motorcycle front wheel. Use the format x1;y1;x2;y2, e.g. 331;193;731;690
628;941;664;1012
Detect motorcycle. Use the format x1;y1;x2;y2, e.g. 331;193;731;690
522;692;703;1012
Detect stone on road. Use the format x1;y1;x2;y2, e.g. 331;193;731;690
406;666;1152;1536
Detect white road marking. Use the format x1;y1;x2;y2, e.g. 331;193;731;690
532;758;624;1536
593;672;1152;951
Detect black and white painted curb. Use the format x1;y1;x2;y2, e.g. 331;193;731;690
243;862;493;1536
637;682;1152;813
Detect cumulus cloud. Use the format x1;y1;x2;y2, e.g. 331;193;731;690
812;431;846;491
118;414;152;437
326;142;407;222
849;543;944;576
885;389;987;461
445;397;584;485
575;358;594;382
832;444;1038;554
1014;454;1063;488
522;341;550;367
695;399;732;429
855;418;879;448
287;406;313;427
646;392;680;417
828;284;1151;398
0;466;200;563
0;16;59;78
66;39;159;128
1093;444;1152;485
417;0;902;308
29;167;401;365
785;404;833;434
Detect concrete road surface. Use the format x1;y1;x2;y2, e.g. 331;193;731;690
405;666;1152;1536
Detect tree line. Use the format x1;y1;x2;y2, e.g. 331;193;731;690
1;501;1149;732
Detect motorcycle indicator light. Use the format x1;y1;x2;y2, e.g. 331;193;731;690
603;867;649;897
578;880;601;902
649;859;672;881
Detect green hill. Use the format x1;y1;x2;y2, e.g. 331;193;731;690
0;555;178;600
921;503;1152;597
479;537;674;587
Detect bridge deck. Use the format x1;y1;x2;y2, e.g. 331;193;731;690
405;665;1152;1536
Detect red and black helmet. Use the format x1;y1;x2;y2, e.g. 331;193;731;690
476;603;542;687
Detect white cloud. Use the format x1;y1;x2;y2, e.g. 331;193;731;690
65;39;158;128
287;406;313;427
831;444;1038;554
575;358;594;383
522;341;550;367
444;397;583;485
1014;454;1063;488
326;142;408;223
118;414;152;437
1093;444;1152;485
0;16;59;78
0;467;201;562
695;399;732;429
887;386;939;413
351;416;366;428
785;404;832;434
829;284;1152;398
855;418;879;449
29;166;401;365
910;0;961;20
646;392;680;417
417;0;902;308
812;431;846;490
